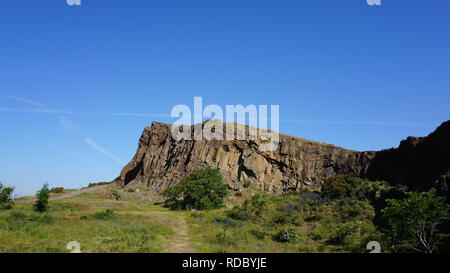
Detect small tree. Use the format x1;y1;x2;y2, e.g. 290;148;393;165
34;183;50;212
0;183;14;210
162;168;228;210
382;188;450;253
321;174;386;201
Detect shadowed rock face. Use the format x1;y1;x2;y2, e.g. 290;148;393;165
365;120;450;196
116;120;450;196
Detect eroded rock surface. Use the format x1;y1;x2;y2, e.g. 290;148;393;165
115;120;450;196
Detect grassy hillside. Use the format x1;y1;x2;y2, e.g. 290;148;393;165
0;187;179;253
1;177;448;253
187;190;381;253
2;184;379;253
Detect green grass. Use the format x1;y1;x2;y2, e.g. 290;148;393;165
186;190;382;253
0;188;174;253
1;183;385;253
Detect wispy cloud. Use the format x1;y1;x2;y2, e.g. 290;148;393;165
2;94;46;107
84;137;124;165
0;107;170;118
280;119;427;127
57;115;81;133
0;106;426;127
2;93;125;165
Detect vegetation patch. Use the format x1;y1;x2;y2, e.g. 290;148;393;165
162;168;228;210
0;183;14;210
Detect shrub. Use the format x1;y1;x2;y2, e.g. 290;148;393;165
276;227;300;243
30;214;53;224
34;184;50;212
330;220;381;252
336;199;372;220
4;211;27;231
272;213;302;226
226;206;252;221
0;183;14;210
273;214;289;225
214;232;235;245
162;168;228;210
250;229;267;240
382;188;450;253
250;195;268;216
322;175;385;201
88;181;112;188
190;211;204;218
50;187;64;194
93;209;116;220
112;190;121;201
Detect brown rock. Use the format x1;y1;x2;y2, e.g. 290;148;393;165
115;121;374;194
116;120;450;197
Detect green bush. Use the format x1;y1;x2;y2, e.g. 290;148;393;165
0;183;14;210
162;168;228;210
336;199;372;220
34;184;50;213
30;214;53;224
112;190;121;201
226;206;252;221
214;232;236;245
4;211;27;231
250;229;267;240
88;181;112;188
322;175;385;201
330;220;381;252
50;187;64;194
272;213;302;226
276;227;300;243
93;209;116;220
382;188;450;253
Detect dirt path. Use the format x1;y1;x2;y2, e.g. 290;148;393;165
118;211;194;253
17;185;108;203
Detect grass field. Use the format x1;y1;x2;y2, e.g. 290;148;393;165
0;183;386;253
0;187;182;253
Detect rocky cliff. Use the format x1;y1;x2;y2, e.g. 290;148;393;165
116;120;450;196
365;120;450;195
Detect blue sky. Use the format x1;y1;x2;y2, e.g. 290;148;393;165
1;0;449;196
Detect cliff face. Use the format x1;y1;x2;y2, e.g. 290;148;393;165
365;120;450;194
116;120;450;196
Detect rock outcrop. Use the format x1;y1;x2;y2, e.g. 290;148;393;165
365;120;450;195
116;120;450;196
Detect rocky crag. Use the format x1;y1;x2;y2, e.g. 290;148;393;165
115;120;450;196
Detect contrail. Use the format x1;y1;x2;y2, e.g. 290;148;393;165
84;137;124;165
280;119;428;127
57;115;81;133
2;93;125;165
0;107;170;118
0;107;427;127
2;94;46;107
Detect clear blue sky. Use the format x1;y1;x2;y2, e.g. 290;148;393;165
1;0;449;196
